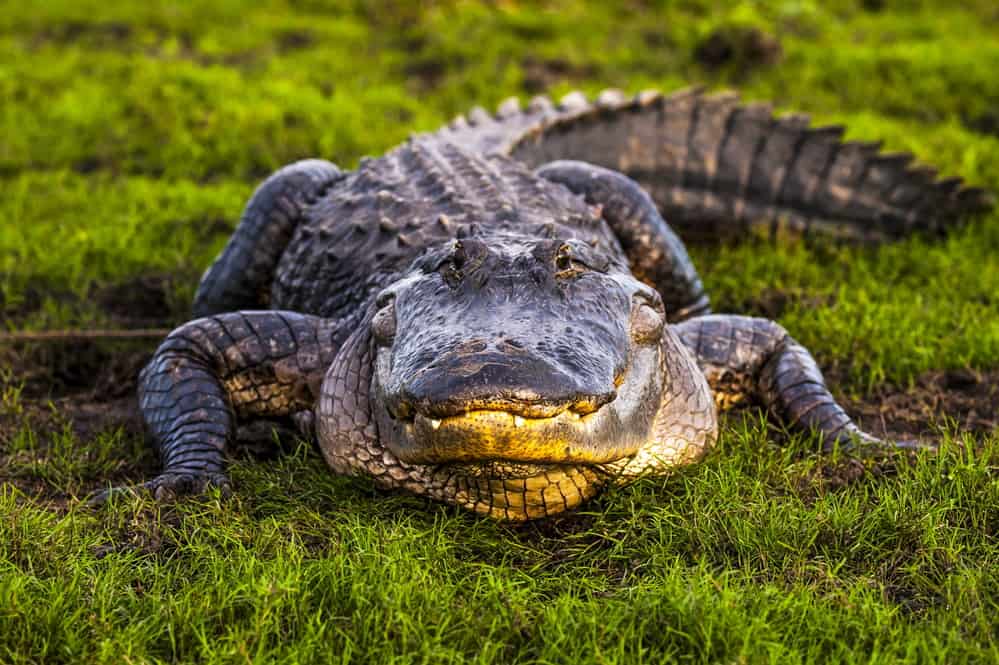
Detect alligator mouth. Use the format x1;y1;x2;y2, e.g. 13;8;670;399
389;395;609;421
411;408;597;433
387;406;640;466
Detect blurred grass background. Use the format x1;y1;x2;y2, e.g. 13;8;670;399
1;1;998;663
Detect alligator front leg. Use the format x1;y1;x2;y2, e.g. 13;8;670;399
90;311;342;503
193;159;343;317
673;315;916;451
536;160;710;321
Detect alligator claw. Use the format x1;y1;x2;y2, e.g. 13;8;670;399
87;472;232;507
827;433;937;457
889;438;937;452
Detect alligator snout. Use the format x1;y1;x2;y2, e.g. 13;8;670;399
388;349;617;421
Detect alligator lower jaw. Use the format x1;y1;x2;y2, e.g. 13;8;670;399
388;409;641;466
433;460;612;521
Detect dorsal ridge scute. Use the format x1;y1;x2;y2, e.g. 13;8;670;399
426;86;991;241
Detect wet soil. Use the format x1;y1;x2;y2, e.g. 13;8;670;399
734;287;837;320
520;57;599;96
694;26;782;76
841;368;999;441
0;341;153;502
1;273;179;500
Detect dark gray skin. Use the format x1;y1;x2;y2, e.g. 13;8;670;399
94;88;991;520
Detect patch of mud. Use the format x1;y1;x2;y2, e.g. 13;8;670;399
4;273;181;330
2;273;181;400
521;56;598;95
791;455;901;505
0;383;151;504
275;29;316;54
0;306;307;506
6;340;152;400
95;274;178;328
733;287;836;320
964;111;999;139
694;26;782;75
0;272;175;502
31;20;133;48
404;55;456;91
842;368;999;442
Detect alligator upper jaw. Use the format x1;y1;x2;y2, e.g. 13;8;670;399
385;407;641;465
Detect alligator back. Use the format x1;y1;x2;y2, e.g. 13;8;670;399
433;88;992;241
272;137;622;318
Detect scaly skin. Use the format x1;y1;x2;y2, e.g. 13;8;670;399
92;88;989;519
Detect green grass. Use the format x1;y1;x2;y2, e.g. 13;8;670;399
2;1;999;663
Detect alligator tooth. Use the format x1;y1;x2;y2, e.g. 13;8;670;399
559;91;588;111
430;418;441;430
596;88;625;108
513;416;525;428
497;96;521;118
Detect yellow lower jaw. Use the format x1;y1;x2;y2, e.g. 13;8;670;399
393;408;637;465
445;462;606;521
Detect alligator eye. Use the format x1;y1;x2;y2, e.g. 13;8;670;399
371;298;397;345
554;244;587;278
441;241;466;288
452;241;467;269
442;262;463;288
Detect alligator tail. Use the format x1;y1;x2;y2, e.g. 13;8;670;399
437;88;992;241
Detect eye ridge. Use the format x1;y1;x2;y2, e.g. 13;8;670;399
438;240;475;287
554;244;595;278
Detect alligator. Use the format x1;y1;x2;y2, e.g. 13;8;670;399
94;88;991;520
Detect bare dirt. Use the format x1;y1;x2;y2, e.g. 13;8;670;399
693;26;783;76
842;368;999;441
520;57;599;96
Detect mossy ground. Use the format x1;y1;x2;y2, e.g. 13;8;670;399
2;1;998;663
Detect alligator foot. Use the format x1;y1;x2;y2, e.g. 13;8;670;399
675;315;940;455
87;472;232;506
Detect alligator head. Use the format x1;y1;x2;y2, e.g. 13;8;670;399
317;214;716;520
323;224;711;518
370;233;668;463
